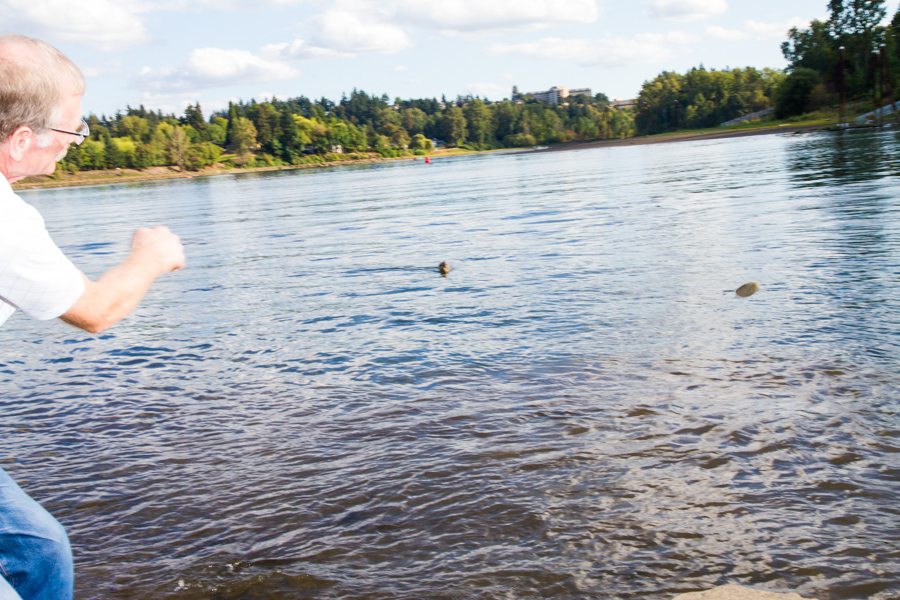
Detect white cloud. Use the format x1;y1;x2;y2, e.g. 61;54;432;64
190;0;303;7
464;82;510;98
393;64;409;71
81;60;124;78
744;18;809;39
260;40;352;61
488;32;696;68
306;9;414;53
138;47;299;93
290;0;600;53
0;0;151;51
643;0;727;22
704;18;809;42
500;73;514;80
705;25;749;40
490;38;595;61
392;0;600;33
663;31;701;44
199;98;233;115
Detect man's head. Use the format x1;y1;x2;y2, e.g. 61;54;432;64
0;35;85;180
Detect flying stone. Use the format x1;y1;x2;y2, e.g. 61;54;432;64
735;282;760;297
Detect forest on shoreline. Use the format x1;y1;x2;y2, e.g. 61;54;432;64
55;0;900;175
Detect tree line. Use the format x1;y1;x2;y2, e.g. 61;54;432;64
58;90;636;173
778;0;898;117
636;66;786;134
623;0;899;134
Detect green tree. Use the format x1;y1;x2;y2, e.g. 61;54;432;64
400;107;428;135
504;132;536;147
775;68;822;117
133;144;160;169
183;142;222;171
231;117;258;160
182;124;201;144
119;115;150;142
441;107;467;146
408;133;434;151
101;129;124;168
208;117;227;146
390;127;410;148
183;103;208;140
250;102;280;153
225;102;239;146
81;139;105;169
278;110;300;162
166;126;189;170
782;20;834;73
464;99;493;148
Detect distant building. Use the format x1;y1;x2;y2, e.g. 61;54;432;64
610;98;636;108
513;85;592;105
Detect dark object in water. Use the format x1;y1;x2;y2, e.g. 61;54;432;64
735;282;760;297
438;262;450;276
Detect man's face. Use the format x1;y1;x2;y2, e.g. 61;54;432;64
22;92;83;176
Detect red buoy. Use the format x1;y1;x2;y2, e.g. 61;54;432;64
425;156;431;164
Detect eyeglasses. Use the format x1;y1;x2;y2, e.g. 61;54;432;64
49;119;90;145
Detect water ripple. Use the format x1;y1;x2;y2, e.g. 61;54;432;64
3;130;900;599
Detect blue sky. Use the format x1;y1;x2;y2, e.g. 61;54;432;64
4;0;898;118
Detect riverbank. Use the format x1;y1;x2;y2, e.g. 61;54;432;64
532;123;833;153
11;121;866;191
10;147;482;191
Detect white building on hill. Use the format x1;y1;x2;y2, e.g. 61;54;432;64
513;85;592;104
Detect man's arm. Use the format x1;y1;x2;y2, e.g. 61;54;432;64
60;226;185;334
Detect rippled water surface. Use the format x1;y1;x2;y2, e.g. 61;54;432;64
3;130;900;600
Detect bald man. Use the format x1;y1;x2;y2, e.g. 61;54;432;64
0;35;185;600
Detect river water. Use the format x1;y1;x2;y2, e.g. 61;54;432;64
2;129;900;600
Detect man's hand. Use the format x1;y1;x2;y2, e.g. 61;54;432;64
60;227;186;333
131;226;186;275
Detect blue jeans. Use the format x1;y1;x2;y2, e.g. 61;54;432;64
0;468;72;600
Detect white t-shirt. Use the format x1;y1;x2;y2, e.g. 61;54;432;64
0;176;84;326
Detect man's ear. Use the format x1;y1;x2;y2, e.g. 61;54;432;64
6;126;35;162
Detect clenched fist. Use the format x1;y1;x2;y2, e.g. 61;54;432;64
131;226;186;275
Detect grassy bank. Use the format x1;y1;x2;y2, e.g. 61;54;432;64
535;101;891;153
11;147;482;191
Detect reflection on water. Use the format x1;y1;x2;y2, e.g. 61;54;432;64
2;129;900;600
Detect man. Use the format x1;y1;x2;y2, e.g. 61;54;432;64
0;35;186;599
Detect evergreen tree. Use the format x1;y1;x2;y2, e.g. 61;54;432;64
464;99;493;148
183;103;208;140
279;109;300;162
441;107;467;146
101;129;124;169
225;102;239;147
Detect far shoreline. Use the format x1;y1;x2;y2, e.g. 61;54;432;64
529;123;832;153
12;122;849;192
